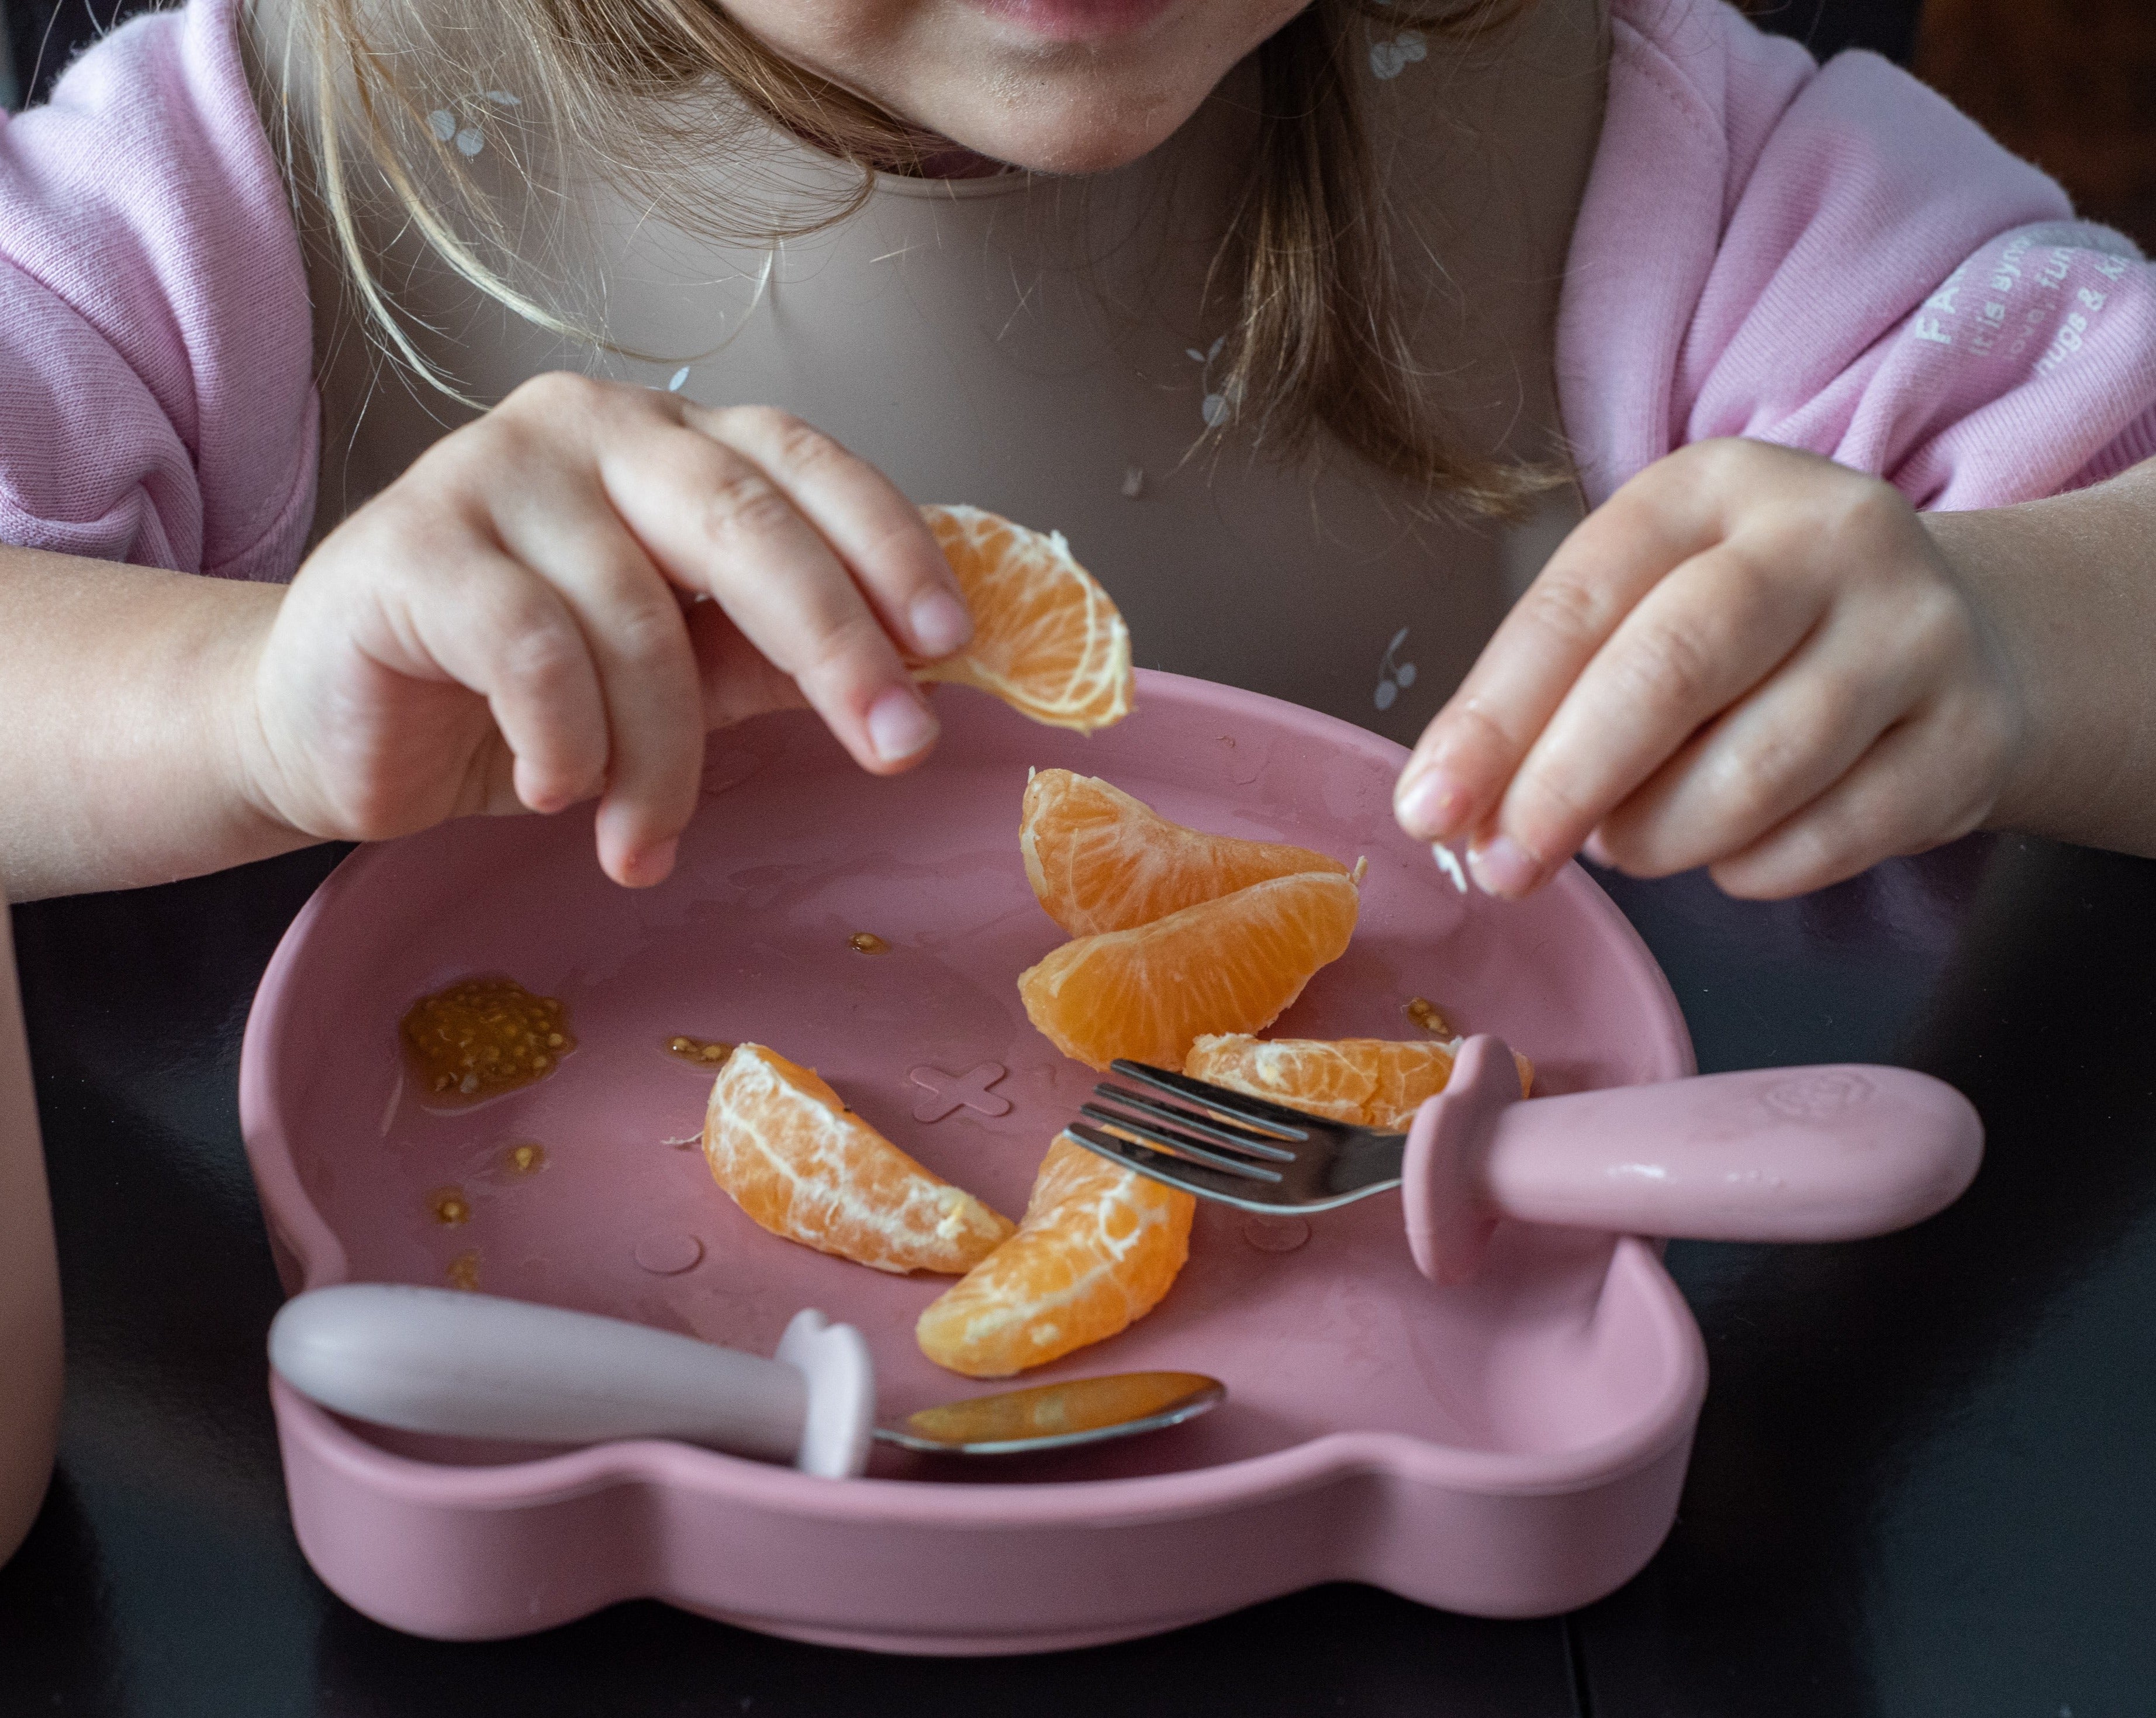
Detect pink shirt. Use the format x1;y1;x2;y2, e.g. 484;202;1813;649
2;0;2152;581
0;0;316;578
1561;0;2156;508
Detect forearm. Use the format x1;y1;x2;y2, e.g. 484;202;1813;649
0;547;312;902
1927;458;2156;857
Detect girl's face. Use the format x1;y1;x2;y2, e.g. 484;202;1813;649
721;0;1308;174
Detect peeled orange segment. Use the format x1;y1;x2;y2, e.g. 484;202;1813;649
1020;769;1350;937
1019;871;1359;1072
1186;1032;1534;1129
1187;1034;1461;1130
702;1044;1014;1275
917;1138;1196;1378
914;505;1132;734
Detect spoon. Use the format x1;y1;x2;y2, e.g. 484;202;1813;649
270;1284;1224;1478
875;1368;1222;1456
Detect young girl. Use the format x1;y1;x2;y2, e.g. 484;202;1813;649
2;0;2154;908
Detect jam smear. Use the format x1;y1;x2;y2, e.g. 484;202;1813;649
666;1036;734;1067
446;1251;481;1292
1404;996;1451;1037
848;932;891;955
402;977;574;1103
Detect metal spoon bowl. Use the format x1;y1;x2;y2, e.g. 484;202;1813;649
876;1371;1224;1456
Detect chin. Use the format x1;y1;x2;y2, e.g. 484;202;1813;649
975;127;1183;174
941;91;1200;175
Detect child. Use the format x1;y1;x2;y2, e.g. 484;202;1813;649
1;0;2153;907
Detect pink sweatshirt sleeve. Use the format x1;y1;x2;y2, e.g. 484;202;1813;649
0;0;317;579
1559;0;2156;512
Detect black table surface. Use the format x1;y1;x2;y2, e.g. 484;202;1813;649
6;826;2156;1717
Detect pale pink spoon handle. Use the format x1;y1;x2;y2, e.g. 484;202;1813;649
1402;1036;1984;1284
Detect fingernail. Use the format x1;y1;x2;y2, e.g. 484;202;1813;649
909;590;973;659
1468;834;1540;899
1395;769;1465;839
1581;830;1613;867
866;687;938;763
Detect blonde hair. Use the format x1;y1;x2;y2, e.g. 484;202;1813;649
292;0;1552;518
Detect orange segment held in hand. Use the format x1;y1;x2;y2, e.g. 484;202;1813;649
917;1137;1196;1377
1020;769;1349;937
915;505;1132;733
1186;1032;1533;1129
703;1044;1014;1275
1019;871;1359;1071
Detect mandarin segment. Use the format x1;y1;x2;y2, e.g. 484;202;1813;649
1187;1034;1461;1130
1020;769;1350;937
1018;871;1359;1071
702;1044;1014;1275
917;1137;1196;1378
1187;1032;1533;1127
915;505;1132;733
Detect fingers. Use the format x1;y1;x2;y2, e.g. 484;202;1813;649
1477;541;1826;890
276;376;961;888
1592;609;1916;877
256;510;609;850
426;377;957;887
1390;441;2009;902
1393;454;1736;851
683;600;813;730
1706;692;2012;899
585;394;949;777
690;405;970;663
477;461;704;886
385;544;610;821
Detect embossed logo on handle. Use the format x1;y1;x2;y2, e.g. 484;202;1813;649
1761;1071;1875;1121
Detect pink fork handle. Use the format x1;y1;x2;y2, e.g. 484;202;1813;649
1402;1037;1984;1285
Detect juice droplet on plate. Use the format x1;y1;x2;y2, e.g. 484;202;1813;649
429;1186;472;1226
504;1142;547;1176
1404;996;1450;1036
401;977;575;1106
666;1036;734;1066
446;1251;481;1291
848;932;890;954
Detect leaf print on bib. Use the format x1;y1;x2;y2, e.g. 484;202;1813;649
1187;334;1239;428
1374;627;1416;711
1370;30;1428;80
428;91;524;160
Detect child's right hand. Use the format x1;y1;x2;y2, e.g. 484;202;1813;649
237;374;972;887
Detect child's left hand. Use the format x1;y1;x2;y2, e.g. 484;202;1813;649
1391;440;2026;900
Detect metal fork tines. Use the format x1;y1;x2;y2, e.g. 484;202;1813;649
1067;1060;1411;1213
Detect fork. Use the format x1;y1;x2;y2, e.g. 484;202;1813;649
1067;1037;1984;1284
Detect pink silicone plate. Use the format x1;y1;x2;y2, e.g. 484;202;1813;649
240;671;1703;1651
